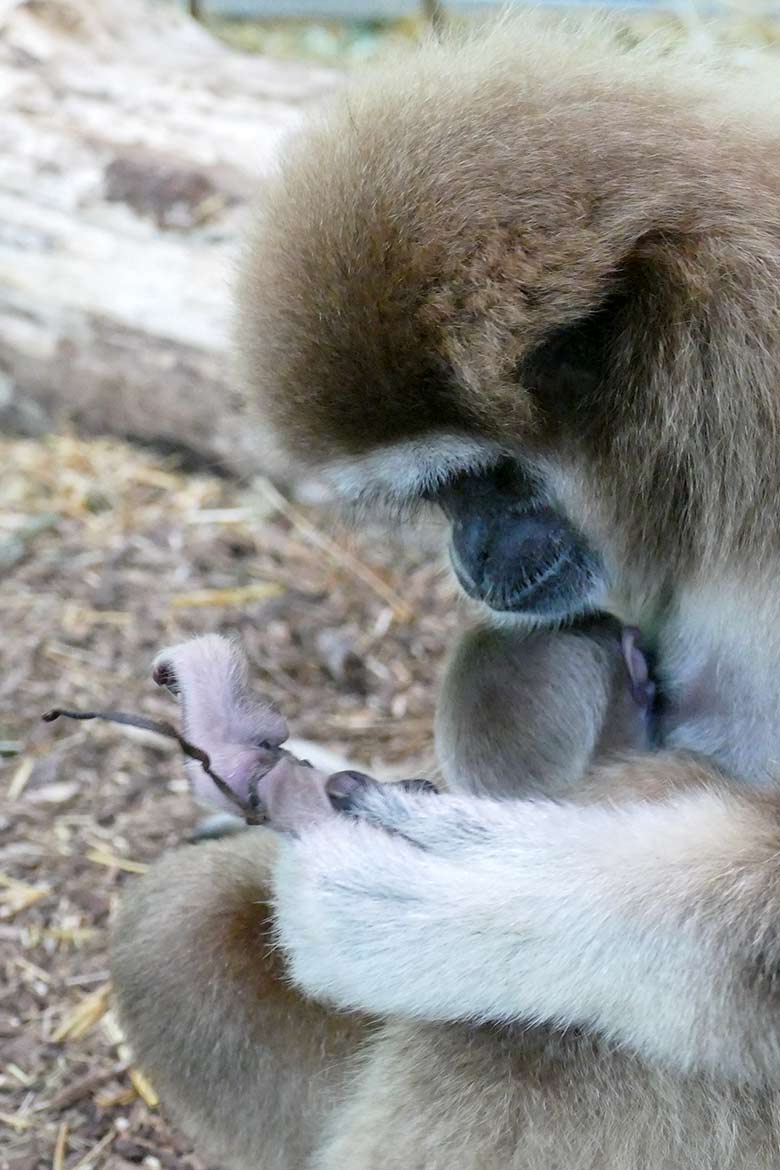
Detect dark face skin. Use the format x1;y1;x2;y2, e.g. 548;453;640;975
434;461;603;621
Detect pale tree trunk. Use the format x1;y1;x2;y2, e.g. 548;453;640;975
0;0;338;475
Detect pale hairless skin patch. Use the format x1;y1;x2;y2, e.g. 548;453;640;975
152;635;341;832
621;625;657;712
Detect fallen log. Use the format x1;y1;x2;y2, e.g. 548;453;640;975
0;0;337;474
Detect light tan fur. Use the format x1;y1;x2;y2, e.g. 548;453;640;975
113;830;366;1170
113;19;780;1170
113;667;780;1169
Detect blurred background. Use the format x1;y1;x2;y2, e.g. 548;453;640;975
0;1;778;1167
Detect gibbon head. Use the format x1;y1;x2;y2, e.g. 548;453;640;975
236;23;780;618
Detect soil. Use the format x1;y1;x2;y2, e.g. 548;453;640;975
0;433;460;1170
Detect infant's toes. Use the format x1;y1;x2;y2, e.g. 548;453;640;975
151;658;180;695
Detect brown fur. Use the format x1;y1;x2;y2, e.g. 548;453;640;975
236;18;780;576
114;19;780;1170
113;831;365;1170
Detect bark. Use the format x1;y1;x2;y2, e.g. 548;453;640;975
0;0;337;474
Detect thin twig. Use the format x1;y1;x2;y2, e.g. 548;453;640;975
42;708;265;824
256;479;414;620
46;1063;129;1112
69;1127;115;1170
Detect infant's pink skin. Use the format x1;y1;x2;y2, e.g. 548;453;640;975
252;755;334;832
621;626;656;712
152;634;290;812
152;634;435;834
152;634;340;829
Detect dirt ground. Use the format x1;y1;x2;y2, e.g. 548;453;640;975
0;433;460;1170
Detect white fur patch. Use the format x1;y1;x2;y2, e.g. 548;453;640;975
272;783;777;1082
324;435;506;507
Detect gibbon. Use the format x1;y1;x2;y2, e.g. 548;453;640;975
113;19;780;1169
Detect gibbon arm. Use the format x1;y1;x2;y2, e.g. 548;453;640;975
272;755;780;1086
